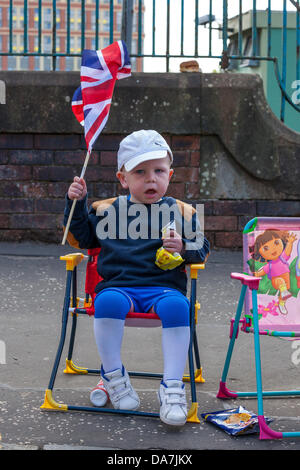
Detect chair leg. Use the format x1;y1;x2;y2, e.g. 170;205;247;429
217;284;247;398
41;270;73;411
187;278;200;423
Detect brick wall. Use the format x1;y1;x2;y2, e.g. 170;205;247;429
1;132;299;249
1;71;299;249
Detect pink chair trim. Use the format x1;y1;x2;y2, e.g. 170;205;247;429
258;416;283;440
217;381;238;399
231;272;261;290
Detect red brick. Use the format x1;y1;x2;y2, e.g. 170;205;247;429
171;135;200;151
0;150;9;164
215;231;243;248
190;151;200;166
54;150;99;165
100;151;118;166
33;166;78;181
204;231;215;250
35;198;65;213
34;134;81;149
10;214;59;229
0;198;34;213
172;151;190;167
166;183;185;199
172;167;199;183
213;200;256;216
0;165;32;180
19;182;49;198
98;167;118;182
93;182;117;199
0;229;24;242
0;214;10;228
205;216;237;231
0;134;33;149
47;182;70;197
185;183;201;199
89;134;124;151
9;149;54;165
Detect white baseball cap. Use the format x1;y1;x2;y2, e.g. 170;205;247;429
117;129;173;172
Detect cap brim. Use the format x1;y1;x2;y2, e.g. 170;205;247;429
124;150;170;172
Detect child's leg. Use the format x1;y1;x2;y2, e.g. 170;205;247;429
154;293;190;381
154;293;190;425
93;288;133;373
92;288;139;410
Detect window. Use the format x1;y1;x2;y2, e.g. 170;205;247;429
7;55;17;70
227;40;239;70
20;56;28;70
241;34;259;68
43;8;52;30
43;35;52;53
71;9;81;31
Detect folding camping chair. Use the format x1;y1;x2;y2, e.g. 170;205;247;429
217;217;300;439
41;247;206;423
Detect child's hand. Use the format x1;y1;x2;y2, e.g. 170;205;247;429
162;230;183;254
68;176;87;201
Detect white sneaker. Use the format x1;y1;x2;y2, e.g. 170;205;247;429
90;379;109;407
101;365;140;411
158;379;187;426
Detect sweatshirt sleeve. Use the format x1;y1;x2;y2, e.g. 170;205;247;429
181;210;210;264
63;195;101;249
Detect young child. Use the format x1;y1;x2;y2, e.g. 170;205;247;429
64;129;210;426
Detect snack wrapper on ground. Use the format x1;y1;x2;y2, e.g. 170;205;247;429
201;406;272;436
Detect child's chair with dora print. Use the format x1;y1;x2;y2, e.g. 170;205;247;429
40;247;206;423
217;217;300;439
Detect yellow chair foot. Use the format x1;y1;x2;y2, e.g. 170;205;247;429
187;402;200;423
64;359;88;375
40;389;68;411
183;367;205;384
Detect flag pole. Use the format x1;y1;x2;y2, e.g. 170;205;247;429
62;148;92;245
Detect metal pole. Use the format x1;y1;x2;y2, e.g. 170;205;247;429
121;0;133;55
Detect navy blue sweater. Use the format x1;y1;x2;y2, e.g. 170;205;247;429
64;195;210;296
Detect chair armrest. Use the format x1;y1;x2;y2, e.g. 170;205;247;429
60;253;86;271
231;272;261;290
189;263;205;279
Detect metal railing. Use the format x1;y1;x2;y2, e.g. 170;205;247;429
0;0;299;121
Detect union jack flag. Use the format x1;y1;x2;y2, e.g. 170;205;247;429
72;40;131;152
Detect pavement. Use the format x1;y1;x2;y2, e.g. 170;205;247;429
1;242;300;454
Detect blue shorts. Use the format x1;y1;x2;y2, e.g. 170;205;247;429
94;286;190;328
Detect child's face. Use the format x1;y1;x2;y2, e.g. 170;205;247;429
117;157;173;204
258;237;284;261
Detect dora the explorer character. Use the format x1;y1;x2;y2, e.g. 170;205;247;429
250;230;297;315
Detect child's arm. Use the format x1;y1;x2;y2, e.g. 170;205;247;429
64;177;100;249
181;211;210;264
